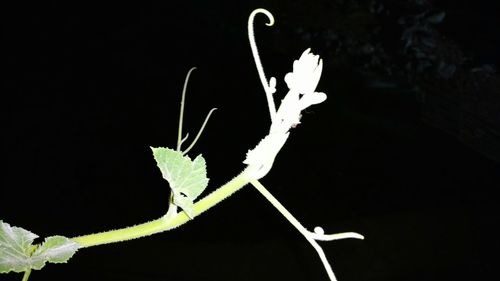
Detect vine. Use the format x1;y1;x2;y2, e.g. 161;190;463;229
0;8;362;281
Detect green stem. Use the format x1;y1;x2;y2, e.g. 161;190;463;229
21;269;31;281
72;168;251;248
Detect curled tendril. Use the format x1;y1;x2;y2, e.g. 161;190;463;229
310;227;365;241
245;8;363;281
248;8;277;122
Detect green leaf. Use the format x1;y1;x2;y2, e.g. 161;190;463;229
151;147;209;218
0;220;38;273
31;236;80;266
0;221;80;273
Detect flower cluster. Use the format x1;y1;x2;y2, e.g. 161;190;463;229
244;48;326;179
271;48;327;134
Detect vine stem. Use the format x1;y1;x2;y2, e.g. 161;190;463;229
72;168;252;247
21;269;31;281
250;179;364;281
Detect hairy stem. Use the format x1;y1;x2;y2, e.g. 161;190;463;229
72;168;252;248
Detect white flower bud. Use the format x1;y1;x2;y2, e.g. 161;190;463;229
284;48;323;95
244;48;327;179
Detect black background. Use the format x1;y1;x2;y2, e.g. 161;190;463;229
2;1;499;281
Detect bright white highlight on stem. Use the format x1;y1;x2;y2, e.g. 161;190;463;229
245;8;363;281
245;11;327;180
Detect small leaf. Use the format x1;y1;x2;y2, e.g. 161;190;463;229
31;236;80;267
0;221;80;273
173;194;194;217
151;147;209;217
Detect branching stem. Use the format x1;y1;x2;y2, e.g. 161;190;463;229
250;179;363;281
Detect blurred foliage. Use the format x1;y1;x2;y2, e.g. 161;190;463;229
276;0;497;93
269;0;500;161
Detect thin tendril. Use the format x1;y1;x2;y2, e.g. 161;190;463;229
177;67;197;151
183;108;217;155
310;230;365;241
179;133;189;148
248;8;277;121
